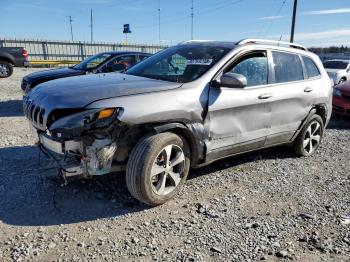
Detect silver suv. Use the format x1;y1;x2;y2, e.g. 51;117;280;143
24;39;333;205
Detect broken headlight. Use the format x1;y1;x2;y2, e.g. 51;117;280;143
49;108;119;139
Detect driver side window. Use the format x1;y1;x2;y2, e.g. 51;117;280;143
228;52;268;87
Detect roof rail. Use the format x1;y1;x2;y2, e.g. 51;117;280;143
237;38;308;51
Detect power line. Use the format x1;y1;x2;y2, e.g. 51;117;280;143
261;0;287;37
133;0;245;30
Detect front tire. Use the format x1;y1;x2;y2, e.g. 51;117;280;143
126;132;190;206
293;114;324;157
0;61;13;78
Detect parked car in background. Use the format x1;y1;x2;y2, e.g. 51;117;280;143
333;81;350;116
21;51;151;93
323;59;350;85
0;47;29;78
24;39;332;205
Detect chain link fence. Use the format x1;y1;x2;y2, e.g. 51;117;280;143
0;38;168;61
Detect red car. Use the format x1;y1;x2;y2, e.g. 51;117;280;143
333;81;350;116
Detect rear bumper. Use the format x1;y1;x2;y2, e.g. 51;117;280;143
333;96;350;116
13;58;29;67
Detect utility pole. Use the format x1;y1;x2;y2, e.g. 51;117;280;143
90;8;93;42
67;15;74;41
158;0;161;44
191;0;194;40
290;0;298;43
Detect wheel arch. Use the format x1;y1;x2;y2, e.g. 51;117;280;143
291;104;327;142
151;122;204;166
0;55;14;65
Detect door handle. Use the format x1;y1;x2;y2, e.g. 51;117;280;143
304;87;313;93
258;93;273;99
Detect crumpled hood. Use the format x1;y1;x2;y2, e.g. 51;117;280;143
27;73;182;115
25;67;85;83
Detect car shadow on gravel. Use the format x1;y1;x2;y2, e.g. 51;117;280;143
0;145;149;227
0;99;23;117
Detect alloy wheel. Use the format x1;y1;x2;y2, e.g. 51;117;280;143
303;121;321;154
0;64;9;77
150;144;185;196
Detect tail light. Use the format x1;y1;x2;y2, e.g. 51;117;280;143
22;49;28;58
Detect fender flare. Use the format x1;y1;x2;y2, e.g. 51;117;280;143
0;53;15;64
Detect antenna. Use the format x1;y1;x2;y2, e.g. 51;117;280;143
90;9;93;43
67;15;74;41
191;0;194;40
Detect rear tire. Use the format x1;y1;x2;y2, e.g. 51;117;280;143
0;61;13;78
126;132;190;206
293;114;324;157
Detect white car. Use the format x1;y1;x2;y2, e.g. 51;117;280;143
323;59;350;85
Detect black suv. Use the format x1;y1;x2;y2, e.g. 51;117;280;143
21;51;151;93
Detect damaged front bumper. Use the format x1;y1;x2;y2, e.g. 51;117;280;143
38;132;117;177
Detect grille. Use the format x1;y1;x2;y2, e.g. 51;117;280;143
23;96;47;131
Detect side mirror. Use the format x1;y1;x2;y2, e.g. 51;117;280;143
220;73;247;88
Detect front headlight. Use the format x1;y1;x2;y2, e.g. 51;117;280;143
333;88;342;97
97;108;116;120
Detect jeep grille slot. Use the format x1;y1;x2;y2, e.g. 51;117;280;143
23;98;47;131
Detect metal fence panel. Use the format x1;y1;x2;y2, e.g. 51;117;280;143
0;38;167;61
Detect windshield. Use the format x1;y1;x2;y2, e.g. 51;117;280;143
323;61;348;69
73;53;112;70
125;45;230;83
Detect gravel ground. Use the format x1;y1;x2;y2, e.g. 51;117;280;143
0;68;349;262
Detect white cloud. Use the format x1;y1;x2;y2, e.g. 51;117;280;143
268;29;350;46
257;15;284;20
295;29;350;41
303;8;350;15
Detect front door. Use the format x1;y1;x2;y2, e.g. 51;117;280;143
206;50;272;160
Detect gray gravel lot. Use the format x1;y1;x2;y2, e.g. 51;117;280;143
0;68;349;261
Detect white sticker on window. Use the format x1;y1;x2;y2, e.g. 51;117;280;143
186;59;213;65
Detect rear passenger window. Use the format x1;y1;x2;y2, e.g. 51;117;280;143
272;51;304;83
303;56;320;78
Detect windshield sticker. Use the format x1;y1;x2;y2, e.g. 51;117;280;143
186;59;213;65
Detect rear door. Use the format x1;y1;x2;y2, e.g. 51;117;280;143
265;50;314;146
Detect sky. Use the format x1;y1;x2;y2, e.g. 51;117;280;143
0;0;349;47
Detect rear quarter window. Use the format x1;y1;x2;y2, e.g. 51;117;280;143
303;56;321;79
272;51;304;83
